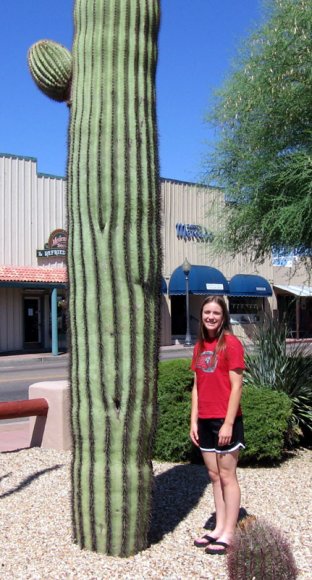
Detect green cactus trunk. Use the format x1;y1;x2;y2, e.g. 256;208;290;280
68;0;161;556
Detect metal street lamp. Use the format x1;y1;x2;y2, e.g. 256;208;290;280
182;257;192;346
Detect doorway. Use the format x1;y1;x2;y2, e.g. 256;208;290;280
23;297;42;347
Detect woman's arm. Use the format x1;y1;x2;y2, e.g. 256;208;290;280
218;369;243;447
190;373;199;447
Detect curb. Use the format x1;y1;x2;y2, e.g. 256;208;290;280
0;346;193;368
0;353;69;369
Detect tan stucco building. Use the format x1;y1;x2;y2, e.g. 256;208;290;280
0;153;311;353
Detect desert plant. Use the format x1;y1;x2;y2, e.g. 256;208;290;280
153;360;293;464
154;359;194;462
240;386;293;464
244;318;312;436
227;517;298;580
29;0;161;557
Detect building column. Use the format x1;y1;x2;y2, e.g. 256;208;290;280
296;297;300;340
51;287;59;356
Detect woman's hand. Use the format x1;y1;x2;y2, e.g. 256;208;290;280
218;422;233;447
190;421;199;447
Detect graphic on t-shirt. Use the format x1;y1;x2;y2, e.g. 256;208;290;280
196;350;217;373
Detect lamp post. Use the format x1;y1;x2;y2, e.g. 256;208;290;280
182;257;192;346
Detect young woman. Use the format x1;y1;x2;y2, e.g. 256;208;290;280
190;296;245;556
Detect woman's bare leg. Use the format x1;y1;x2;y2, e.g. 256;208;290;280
207;450;240;551
200;451;225;538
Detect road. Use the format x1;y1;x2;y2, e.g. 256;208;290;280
0;347;193;403
0;360;69;402
1;340;310;404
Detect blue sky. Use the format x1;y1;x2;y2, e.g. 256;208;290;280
0;1;263;182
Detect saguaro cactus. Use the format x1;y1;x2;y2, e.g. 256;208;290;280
29;0;161;557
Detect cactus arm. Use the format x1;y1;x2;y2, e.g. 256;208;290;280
28;40;72;103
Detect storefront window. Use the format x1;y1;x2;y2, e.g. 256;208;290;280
277;294;312;338
229;297;262;324
57;297;67;335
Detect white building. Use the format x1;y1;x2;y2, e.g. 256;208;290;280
0;153;311;353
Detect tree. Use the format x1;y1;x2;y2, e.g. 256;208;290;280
204;0;312;263
29;0;161;557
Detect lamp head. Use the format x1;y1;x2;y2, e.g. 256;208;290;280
182;257;191;275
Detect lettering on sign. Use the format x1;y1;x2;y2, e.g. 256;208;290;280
206;283;224;290
48;230;67;249
37;229;68;258
176;223;214;243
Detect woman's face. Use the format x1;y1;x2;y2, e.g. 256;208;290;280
202;301;224;337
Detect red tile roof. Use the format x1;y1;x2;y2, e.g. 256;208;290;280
0;266;68;284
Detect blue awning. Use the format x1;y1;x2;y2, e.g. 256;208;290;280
168;265;229;295
228;274;272;297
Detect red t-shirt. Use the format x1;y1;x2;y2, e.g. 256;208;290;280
191;334;245;419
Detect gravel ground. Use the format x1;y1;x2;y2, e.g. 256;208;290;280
0;447;311;579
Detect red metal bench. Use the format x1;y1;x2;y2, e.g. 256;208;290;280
0;399;48;420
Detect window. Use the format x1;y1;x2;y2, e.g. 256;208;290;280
229;297;262;324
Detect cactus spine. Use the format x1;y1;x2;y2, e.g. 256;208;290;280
29;0;161;557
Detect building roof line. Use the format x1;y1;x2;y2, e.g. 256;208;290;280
0;153;65;180
0;153;219;188
0;152;37;163
0;265;68;284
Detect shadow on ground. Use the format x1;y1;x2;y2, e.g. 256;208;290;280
149;463;209;544
0;465;64;499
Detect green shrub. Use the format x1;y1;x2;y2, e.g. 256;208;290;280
153;359;193;462
240;386;293;464
153;359;293;465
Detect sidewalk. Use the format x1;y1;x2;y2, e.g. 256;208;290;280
0;420;30;452
0;350;69;368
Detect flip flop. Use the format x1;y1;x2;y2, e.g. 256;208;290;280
205;541;229;555
194;534;217;548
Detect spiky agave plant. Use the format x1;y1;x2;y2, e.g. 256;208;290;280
28;0;161;557
244;317;312;436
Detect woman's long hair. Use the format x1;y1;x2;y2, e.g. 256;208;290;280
197;296;232;360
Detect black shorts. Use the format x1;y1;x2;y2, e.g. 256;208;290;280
197;416;245;454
